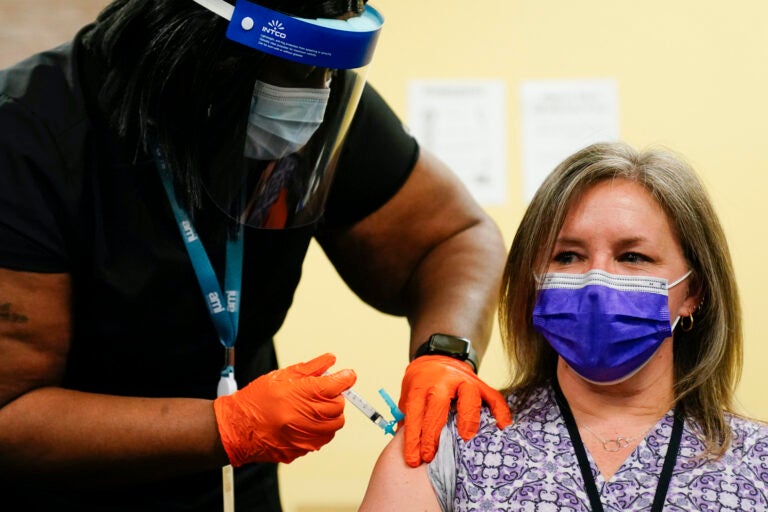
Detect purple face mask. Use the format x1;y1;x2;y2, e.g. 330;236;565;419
532;269;691;384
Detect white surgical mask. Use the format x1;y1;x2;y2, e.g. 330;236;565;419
244;80;330;161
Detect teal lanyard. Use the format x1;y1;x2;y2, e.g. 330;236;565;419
150;142;244;381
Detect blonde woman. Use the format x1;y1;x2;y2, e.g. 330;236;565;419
360;141;768;511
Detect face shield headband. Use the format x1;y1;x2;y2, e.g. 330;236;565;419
193;0;382;69
191;0;384;229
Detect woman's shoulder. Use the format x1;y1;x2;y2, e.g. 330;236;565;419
694;413;768;496
708;412;768;487
725;411;768;449
472;384;556;435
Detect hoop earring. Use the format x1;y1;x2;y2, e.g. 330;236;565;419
680;313;694;332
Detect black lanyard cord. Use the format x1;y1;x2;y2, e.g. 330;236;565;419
650;406;684;511
552;378;684;512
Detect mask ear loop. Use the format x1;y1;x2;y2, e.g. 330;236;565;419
667;269;693;289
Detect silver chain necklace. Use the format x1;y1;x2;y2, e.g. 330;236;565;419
580;424;641;452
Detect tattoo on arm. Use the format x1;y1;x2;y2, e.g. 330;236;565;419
0;302;29;323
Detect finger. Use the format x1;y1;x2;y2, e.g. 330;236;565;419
401;391;427;467
323;414;345;436
285;418;343;453
455;380;482;441
276;452;299;464
313;369;357;399
291;353;336;376
419;388;452;463
479;385;513;429
397;380;411;427
310;396;346;420
293;414;346;440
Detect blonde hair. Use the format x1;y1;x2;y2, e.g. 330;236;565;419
499;141;742;456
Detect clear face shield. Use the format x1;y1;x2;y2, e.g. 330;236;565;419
192;0;384;229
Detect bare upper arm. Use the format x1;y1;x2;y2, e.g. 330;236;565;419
318;148;501;315
359;432;442;511
0;268;71;408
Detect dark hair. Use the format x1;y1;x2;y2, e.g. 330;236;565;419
82;0;366;213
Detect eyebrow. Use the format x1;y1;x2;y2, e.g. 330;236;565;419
554;236;582;246
554;235;649;248
614;236;649;249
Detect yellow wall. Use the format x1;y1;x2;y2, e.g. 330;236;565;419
1;1;766;511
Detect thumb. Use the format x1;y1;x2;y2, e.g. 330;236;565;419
314;369;357;399
289;353;337;377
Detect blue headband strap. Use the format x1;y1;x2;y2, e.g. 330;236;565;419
193;0;384;69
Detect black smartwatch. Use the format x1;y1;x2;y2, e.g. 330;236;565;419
413;333;478;373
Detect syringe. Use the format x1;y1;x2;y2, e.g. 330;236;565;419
324;372;403;435
342;386;393;434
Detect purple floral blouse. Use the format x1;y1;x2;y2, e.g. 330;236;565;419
428;385;768;511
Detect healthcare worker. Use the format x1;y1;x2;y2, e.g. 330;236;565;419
0;0;512;510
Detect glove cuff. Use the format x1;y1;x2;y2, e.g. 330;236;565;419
213;394;249;467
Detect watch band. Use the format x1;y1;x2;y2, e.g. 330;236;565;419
413;333;478;373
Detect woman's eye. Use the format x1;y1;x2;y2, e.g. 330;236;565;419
553;251;578;264
620;252;650;264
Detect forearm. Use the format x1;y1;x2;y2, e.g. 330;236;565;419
0;387;227;486
404;217;505;364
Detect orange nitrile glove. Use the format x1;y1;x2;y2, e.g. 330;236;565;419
399;355;513;467
213;352;356;466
